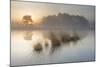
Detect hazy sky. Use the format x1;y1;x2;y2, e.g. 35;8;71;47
11;1;95;22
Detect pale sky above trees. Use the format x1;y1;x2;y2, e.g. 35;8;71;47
11;1;95;23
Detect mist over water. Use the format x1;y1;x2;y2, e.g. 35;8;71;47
11;29;95;66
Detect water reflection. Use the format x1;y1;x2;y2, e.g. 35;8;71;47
11;30;95;66
33;43;43;53
23;31;80;54
24;31;33;40
49;32;61;54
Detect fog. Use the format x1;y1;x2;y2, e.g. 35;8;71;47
11;1;95;23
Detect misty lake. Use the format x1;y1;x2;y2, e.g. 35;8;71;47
11;30;95;66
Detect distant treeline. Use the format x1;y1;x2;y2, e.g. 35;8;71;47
11;13;91;30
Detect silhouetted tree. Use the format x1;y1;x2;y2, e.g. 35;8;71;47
22;15;33;24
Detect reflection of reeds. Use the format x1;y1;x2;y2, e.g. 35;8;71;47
49;32;80;54
45;42;49;48
60;33;80;43
60;33;71;43
49;32;61;54
32;31;80;54
70;33;80;42
34;43;42;53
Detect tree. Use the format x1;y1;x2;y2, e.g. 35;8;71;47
22;15;33;24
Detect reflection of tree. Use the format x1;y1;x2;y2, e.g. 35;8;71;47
24;31;33;40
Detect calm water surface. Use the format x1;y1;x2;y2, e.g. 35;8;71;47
11;30;95;66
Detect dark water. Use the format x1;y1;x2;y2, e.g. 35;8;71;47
11;30;95;66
